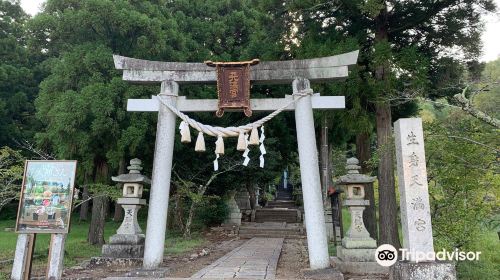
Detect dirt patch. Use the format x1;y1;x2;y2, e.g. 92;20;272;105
60;232;245;279
275;238;309;279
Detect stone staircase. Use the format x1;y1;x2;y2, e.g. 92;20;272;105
275;188;293;201
238;222;305;239
255;208;299;223
266;200;296;208
254;187;299;223
238;186;305;239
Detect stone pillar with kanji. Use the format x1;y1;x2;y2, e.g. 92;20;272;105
102;158;150;258
391;118;456;280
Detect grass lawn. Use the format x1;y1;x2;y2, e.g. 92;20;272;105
0;217;206;279
456;230;500;280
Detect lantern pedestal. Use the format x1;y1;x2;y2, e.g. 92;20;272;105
102;200;146;258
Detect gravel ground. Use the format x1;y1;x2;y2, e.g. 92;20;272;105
52;233;387;280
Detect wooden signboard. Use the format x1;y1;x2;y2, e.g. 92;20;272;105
206;59;259;117
16;160;77;234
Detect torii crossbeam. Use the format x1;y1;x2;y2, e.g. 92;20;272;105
114;51;359;271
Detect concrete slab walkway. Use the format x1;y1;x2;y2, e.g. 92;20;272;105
190;238;284;279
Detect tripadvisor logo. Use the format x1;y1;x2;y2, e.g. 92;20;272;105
375;244;398;267
375;244;482;267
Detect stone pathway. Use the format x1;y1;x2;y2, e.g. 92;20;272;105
190;238;284;279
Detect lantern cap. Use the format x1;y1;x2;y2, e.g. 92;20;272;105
112;158;151;184
337;157;376;185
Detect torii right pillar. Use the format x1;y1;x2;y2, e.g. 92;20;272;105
293;78;330;269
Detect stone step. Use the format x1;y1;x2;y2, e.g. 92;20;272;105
239;233;305;239
239;227;301;233
266;202;296;208
255;208;299;223
255;214;297;218
256;211;298;215
266;206;296;209
239;229;301;234
255;217;298;223
256;208;297;212
255;213;298;218
255;215;297;220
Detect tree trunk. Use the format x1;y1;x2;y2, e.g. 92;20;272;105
183;185;207;238
375;103;400;248
88;159;110;245
184;201;195;239
375;3;400;248
113;158;126;222
356;132;377;240
113;202;123;222
246;184;256;210
79;185;89;221
174;193;185;233
88;195;108;245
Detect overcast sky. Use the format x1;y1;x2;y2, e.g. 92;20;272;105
20;0;500;62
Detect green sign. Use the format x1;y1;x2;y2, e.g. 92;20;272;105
16;161;77;233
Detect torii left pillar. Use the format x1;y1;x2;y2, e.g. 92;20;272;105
143;81;178;269
293;78;330;269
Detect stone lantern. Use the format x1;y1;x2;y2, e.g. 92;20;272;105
102;158;150;259
332;157;386;274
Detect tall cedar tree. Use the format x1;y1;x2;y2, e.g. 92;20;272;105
286;0;496;247
31;0;180;245
0;0;40;147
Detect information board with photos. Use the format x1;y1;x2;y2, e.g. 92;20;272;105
16;160;77;233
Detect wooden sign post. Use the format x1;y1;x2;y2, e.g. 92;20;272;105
11;160;77;280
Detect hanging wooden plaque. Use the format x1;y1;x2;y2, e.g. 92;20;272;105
205;59;259;117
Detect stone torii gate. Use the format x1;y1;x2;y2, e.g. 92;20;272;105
113;51;359;271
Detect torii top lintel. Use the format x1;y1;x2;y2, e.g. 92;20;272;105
113;50;359;85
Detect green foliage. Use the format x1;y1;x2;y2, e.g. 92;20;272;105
417;58;500;279
455;230;500;280
86;183;121;201
475;57;500;119
482;58;500;81
425;114;499;250
0;0;40;146
31;0;171;182
195;197;228;227
0;147;24;215
359;0;384;18
287;0;495;140
167;0;284;61
30;0;291;193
